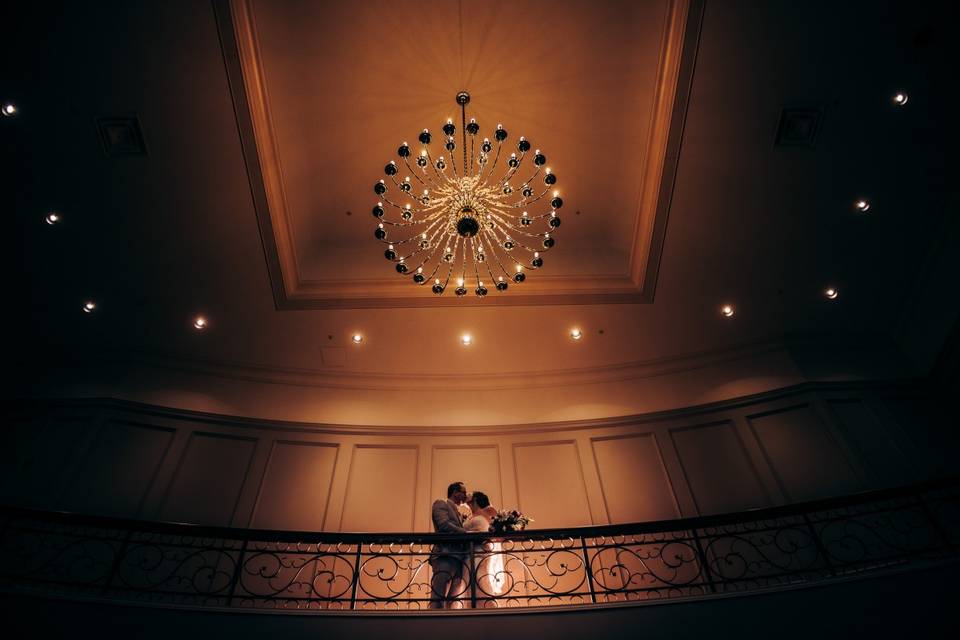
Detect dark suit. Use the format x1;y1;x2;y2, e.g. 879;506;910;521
429;499;467;608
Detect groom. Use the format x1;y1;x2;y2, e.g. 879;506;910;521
428;481;469;609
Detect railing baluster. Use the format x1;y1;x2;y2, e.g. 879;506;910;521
100;529;132;597
579;536;597;604
802;513;836;577
916;494;955;552
691;528;717;594
225;539;247;607
349;544;362;610
469;540;478;609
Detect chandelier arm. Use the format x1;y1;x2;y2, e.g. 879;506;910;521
380;190;445;217
383;179;420;206
485;207;552;240
421;147;453;186
387;176;431;210
448;139;461;182
438;242;456;290
481;222;530;274
400;219;447;264
376;210;439;228
469;237;482;287
522;165;544;185
501;187;551;209
498;150;526;187
401;155;438;192
382;217;447;248
512;165;544;197
479;240;505;284
423;260;444;284
482;142;503;183
492;248;522;279
458;234;469;287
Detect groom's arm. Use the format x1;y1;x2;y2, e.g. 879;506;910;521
432;500;466;534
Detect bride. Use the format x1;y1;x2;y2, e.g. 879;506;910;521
464;491;497;532
463;491;503;606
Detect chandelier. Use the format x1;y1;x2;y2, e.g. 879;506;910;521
371;92;563;296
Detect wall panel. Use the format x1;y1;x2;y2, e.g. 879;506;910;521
62;420;174;517
340;445;418;532
670;422;769;515
160;432;257;526
5;382;928;530
0;419;40;506
827;400;912;486
430;446;503;514
513;441;592;528
748;405;861;502
2;416;96;509
251;441;338;531
592;434;679;523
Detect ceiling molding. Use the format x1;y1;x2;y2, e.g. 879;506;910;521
65;337;792;392
11;379;920;437
631;0;705;302
214;0;703;309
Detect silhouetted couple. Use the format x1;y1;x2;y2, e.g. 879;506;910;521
428;481;497;609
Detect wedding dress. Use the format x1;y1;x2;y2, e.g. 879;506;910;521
462;508;503;604
463;513;491;532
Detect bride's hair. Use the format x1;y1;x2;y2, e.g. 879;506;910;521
470;491;490;509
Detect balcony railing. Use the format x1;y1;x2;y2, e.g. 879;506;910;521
1;477;958;611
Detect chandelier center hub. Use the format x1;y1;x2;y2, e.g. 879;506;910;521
456;208;480;238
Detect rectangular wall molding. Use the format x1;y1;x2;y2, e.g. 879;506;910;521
513;441;593;528
590;433;681;523
4;381;931;531
747;404;861;502
670;421;771;515
159;432;258;526
250;440;339;531
340;445;419;532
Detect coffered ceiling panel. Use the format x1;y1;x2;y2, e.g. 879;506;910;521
218;0;700;307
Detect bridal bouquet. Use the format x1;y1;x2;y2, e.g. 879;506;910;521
491;509;533;533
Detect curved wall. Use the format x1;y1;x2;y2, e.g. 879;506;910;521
3;382;938;532
15;336;913;427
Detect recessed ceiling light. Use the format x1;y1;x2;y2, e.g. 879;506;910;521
351;333;363;344
82;300;97;313
461;334;472;346
45;212;61;225
892;92;909;106
854;199;870;212
720;304;735;318
570;328;583;340
193;316;208;330
1;103;16;117
825;287;839;300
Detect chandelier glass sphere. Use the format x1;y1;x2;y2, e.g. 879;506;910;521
371;92;563;297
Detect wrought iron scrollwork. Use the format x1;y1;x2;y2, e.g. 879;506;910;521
1;477;958;611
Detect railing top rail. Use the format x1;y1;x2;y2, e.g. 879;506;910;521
2;474;956;544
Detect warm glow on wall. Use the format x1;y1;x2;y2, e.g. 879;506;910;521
720;304;735;317
461;334;472;346
193;316;208;330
